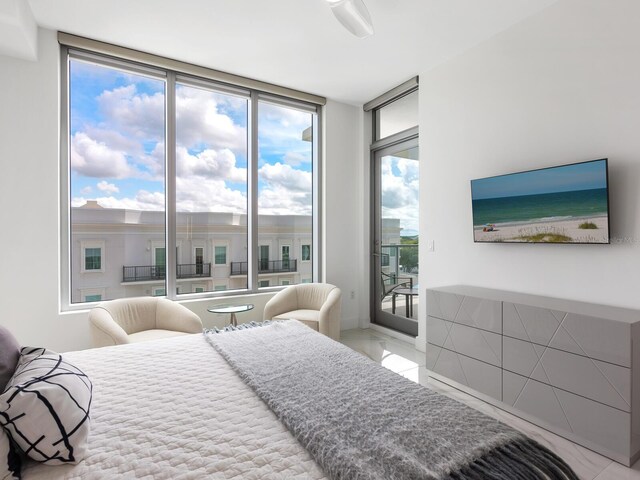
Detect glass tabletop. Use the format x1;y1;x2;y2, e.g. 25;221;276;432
207;303;254;314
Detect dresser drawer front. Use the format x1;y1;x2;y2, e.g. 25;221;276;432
428;317;501;367
503;336;630;412
427;290;501;333
427;344;502;400
503;302;631;367
503;371;630;458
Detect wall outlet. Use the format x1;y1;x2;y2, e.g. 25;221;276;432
350;290;355;299
428;240;435;252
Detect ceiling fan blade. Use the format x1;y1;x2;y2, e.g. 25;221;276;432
326;0;374;38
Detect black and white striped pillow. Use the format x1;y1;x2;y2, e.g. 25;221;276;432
0;348;92;465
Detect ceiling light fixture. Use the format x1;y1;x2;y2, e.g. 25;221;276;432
325;0;374;39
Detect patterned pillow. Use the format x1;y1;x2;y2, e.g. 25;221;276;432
0;326;20;393
0;348;92;465
1;428;20;480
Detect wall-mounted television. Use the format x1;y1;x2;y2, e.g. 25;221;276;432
471;159;610;244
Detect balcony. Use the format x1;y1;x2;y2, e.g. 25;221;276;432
122;263;212;282
230;259;297;276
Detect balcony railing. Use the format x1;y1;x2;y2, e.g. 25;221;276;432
380;244;419;276
230;259;297;276
122;263;211;282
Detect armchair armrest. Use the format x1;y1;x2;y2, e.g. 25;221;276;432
156;299;203;333
263;288;298;320
89;308;130;347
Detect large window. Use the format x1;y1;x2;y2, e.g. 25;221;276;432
62;46;320;307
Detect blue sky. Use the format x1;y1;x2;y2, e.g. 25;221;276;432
471;159;607;200
69;58;417;234
69;59;313;215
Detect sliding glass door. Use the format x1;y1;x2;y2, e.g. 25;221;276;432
372;138;419;336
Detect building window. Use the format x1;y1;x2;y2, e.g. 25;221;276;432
80;241;105;273
153;288;166;296
259;245;270;271
81;287;105;302
301;278;312;284
194;286;205;293
85;248;101;270
62;45;319;308
194;247;204;275
214;246;227;265
214;285;227;291
259;280;270;288
281;245;290;270
301;244;311;262
281;280;290;286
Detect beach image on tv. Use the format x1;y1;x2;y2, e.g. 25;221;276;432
471;159;609;243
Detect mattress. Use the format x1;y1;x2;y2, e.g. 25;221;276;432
21;334;327;479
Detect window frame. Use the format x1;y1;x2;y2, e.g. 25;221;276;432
60;44;323;311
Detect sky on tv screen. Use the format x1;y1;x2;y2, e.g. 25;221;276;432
471;160;607;201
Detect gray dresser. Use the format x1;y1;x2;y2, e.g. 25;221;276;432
426;285;640;466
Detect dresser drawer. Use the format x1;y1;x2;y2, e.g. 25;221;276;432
427;290;501;333
427;344;502;400
427;316;501;367
503;302;631;367
503;371;630;458
503;336;630;412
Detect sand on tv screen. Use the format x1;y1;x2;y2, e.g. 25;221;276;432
471;159;610;244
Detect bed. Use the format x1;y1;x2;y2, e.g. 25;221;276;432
12;321;576;479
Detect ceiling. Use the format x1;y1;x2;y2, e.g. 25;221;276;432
25;0;559;105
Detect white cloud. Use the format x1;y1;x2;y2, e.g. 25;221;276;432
80;186;92;195
70;132;133;178
283;151;309;166
176;176;247;213
257;162;312;215
380;157;420;233
176;86;247;152
258;186;312;216
97;181;119;194
71;190;164;211
259;162;311;192
176;147;246;183
98;85;165;141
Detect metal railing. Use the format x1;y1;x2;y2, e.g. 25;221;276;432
380;243;419;276
230;259;298;276
122;263;212;282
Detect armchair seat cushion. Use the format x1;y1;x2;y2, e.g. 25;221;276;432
272;310;321;331
128;329;192;343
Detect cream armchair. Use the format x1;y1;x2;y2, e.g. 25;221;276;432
263;283;342;340
89;297;203;348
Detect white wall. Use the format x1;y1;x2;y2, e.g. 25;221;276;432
323;100;367;330
419;0;640;343
0;29;367;351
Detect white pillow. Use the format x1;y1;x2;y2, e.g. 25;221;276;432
0;348;92;465
1;428;20;480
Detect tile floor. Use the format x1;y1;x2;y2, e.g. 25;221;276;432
339;327;640;480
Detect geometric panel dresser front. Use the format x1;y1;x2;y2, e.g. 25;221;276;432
426;285;640;466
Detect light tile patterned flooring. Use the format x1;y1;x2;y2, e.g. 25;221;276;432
339;328;640;480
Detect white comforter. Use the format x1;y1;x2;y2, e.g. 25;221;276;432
22;334;327;479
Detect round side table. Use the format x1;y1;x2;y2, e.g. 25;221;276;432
207;303;254;327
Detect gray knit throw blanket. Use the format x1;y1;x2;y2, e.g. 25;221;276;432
204;321;577;480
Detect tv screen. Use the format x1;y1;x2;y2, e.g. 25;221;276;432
471;159;610;244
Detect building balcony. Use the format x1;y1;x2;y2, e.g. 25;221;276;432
122;263;212;282
230;259;297;276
